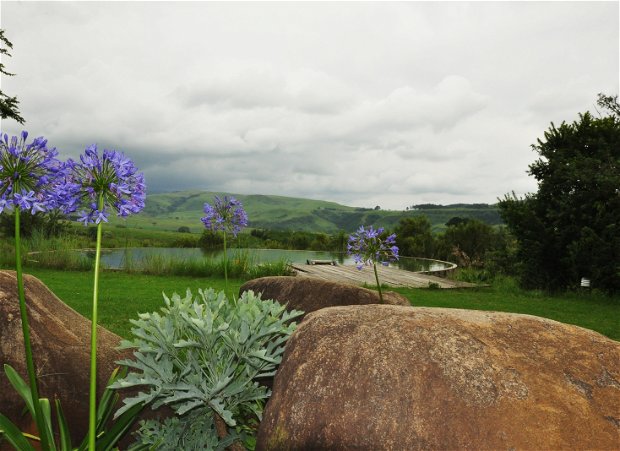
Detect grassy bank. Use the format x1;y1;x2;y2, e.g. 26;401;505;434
24;268;620;341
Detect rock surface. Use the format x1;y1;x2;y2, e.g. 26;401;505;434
239;276;410;320
0;270;130;445
257;305;620;451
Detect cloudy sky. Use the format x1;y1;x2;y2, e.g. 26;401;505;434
1;1;618;210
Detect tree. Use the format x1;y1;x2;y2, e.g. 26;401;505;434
596;93;620;118
445;216;470;228
499;104;620;293
394;216;434;257
0;210;68;238
0;29;25;124
437;219;497;268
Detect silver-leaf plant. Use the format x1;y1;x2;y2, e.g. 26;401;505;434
110;288;303;450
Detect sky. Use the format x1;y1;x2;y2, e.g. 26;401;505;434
0;1;618;210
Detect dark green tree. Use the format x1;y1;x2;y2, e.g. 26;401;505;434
437;219;497;268
445;216;470;228
0;210;68;238
198;229;224;249
596;93;620;118
0;29;25;124
394;216;434;257
499;105;620;293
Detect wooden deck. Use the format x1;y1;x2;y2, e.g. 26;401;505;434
290;263;475;289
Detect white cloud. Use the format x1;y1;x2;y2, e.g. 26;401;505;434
0;1;617;209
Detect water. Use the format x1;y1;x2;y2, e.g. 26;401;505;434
84;247;454;273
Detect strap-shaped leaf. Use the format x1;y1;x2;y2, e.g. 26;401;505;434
38;398;57;451
96;368;123;429
55;399;72;451
0;413;36;451
3;364;35;419
94;403;143;451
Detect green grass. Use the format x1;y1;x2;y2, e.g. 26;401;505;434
26;268;245;338
24;269;619;342
392;276;619;341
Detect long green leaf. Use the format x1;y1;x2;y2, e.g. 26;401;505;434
96;368;123;432
0;414;36;451
55;399;73;451
4;364;35;419
95;403;143;451
39;398;58;451
125;444;151;451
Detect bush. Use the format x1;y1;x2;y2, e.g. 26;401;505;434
112;288;303;449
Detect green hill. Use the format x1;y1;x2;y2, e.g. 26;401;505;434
111;190;502;234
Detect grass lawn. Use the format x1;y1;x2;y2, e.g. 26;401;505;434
392;276;619;341
24;268;620;341
25;268;245;338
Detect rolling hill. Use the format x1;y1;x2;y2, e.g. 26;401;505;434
111;190;503;234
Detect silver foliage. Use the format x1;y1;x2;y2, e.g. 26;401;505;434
111;288;303;449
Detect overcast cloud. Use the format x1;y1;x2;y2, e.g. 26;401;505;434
0;1;618;209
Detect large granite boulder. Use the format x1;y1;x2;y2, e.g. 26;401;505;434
0;270;130;445
239;276;410;320
257;305;620;450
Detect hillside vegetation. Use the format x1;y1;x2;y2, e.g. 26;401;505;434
111;190;502;234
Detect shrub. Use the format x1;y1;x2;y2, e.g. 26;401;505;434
112;288;303;449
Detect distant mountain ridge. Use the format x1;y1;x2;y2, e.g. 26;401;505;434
128;190;502;234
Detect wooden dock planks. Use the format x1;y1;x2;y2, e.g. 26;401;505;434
290;264;475;289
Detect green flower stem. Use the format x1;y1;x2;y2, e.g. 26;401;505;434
222;232;229;296
373;262;384;304
15;206;51;450
88;194;104;451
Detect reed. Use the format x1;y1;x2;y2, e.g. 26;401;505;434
135;249;292;278
27;231;93;271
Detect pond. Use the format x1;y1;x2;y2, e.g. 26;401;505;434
84;247;455;273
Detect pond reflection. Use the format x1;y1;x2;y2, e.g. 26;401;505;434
83;247;453;273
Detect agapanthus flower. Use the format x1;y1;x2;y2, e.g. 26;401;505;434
347;225;399;270
201;195;248;237
64;144;145;225
0;131;67;214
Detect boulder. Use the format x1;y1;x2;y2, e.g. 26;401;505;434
0;270;131;445
257;305;620;450
239;276;410;320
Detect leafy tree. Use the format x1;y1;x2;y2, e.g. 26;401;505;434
329;229;348;253
198;229;224;248
0;210;68;238
445;216;470;228
499;104;620;293
310;232;330;250
437;219;497;268
0;29;25;124
394;216;434;257
596;93;620;118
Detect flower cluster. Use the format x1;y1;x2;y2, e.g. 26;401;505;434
0;131;66;214
64;145;146;225
201;195;248;237
347;225;399;270
0;131;148;451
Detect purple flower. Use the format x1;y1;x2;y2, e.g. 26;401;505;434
65;145;145;225
0;131;68;215
347;225;399;270
201;195;248;237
